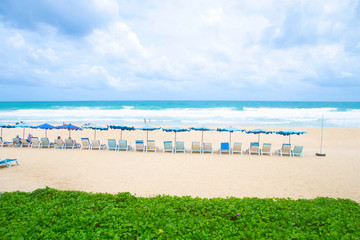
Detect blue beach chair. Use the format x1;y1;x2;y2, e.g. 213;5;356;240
107;139;118;151
134;140;145;152
247;142;260;155
163;141;173;153
219;142;230;154
118;140;131;151
175;141;186;153
0;158;19;168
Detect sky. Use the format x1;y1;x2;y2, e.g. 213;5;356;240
0;0;360;101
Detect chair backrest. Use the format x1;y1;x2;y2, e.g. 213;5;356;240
164;141;172;150
147;140;155;149
203;143;212;151
176;141;185;150
81;138;90;146
31;137;39;143
108;139;116;147
136;140;144;149
55;139;64;146
13;138;21;144
41;137;50;145
293;145;303;154
221;142;229;150
0;137;3;144
262;143;271;152
250;142;259;151
233;142;242;151
118;140;127;148
282;144;291;153
192;142;200;150
91;140;100;147
65;139;74;145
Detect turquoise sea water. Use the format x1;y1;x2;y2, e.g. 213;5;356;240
0;101;359;127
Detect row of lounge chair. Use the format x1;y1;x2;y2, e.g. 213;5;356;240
0;137;304;157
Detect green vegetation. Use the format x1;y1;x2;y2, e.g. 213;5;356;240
1;188;359;239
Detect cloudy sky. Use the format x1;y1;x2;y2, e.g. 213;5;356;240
0;0;359;101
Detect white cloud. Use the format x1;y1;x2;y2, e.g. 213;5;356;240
7;32;25;48
201;8;223;25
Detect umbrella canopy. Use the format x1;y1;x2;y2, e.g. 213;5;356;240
0;124;15;138
108;125;136;140
246;128;273;143
162;127;190;142
34;123;57;138
137;125;161;142
82;125;108;139
217;126;245;146
190;127;214;146
15;122;33;138
276;129;307;144
57;124;82;138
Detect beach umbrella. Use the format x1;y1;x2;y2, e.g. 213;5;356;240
137;125;161;142
276;129;306;144
0;124;15;138
33;123;57;138
108;125;136;140
246;128;273;143
82;125;108;139
162;127;190;142
15;122;33;138
190;127;214;146
217;126;245;146
56;123;82;138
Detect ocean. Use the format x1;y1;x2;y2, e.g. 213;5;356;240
0;101;359;128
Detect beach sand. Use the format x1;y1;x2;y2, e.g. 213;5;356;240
0;126;359;202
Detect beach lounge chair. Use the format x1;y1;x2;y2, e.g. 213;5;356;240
134;140;145;152
276;144;292;156
163;141;173;153
191;142;201;154
54;139;65;149
64;139;79;149
12;137;21;147
107;139;118;151
260;143;272;156
0;158;19;168
232;142;242;154
91;140;105;150
219;142;230;154
20;139;31;148
175;141;186;153
247;142;260;155
118;140;131;151
146;140;158;152
0;137;12;147
202;143;213;154
40;137;54;148
292;145;304;157
80;138;91;150
30;137;41;148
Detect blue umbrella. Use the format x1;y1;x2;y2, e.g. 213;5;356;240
137;125;161;142
190;127;214;146
82;125;108;139
109;125;136;140
15;122;33;138
162;127;190;142
57;123;83;138
0;124;15;138
246;128;273;143
34;123;57;138
276;129;306;144
217;126;245;146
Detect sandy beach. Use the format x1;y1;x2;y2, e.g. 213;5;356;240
0;126;359;202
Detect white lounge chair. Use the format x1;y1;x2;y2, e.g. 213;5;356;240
276;144;292;156
20;139;31;148
40;137;54;148
64;139;79;149
191;142;201;154
0;137;12;147
247;142;260;155
91;140;105;150
30;137;41;148
260;143;272;156
146;140;158;152
292;145;304;157
175;141;186;153
163;141;173;153
118;140;131;151
232;142;242;155
54;139;65;149
134;140;145;152
80;138;91;150
202;143;213;154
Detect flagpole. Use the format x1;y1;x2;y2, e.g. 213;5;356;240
316;115;326;157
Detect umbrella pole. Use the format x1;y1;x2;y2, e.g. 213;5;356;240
69;130;71;138
201;131;204;147
94;129;96;140
175;132;177;143
258;134;260;143
147;130;148;142
289;135;291;144
120;130;123;140
229;132;231;146
23;128;25;139
45;129;47;138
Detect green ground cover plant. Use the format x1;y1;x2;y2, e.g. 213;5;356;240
0;187;359;239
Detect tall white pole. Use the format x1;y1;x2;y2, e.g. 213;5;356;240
316;115;326;157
